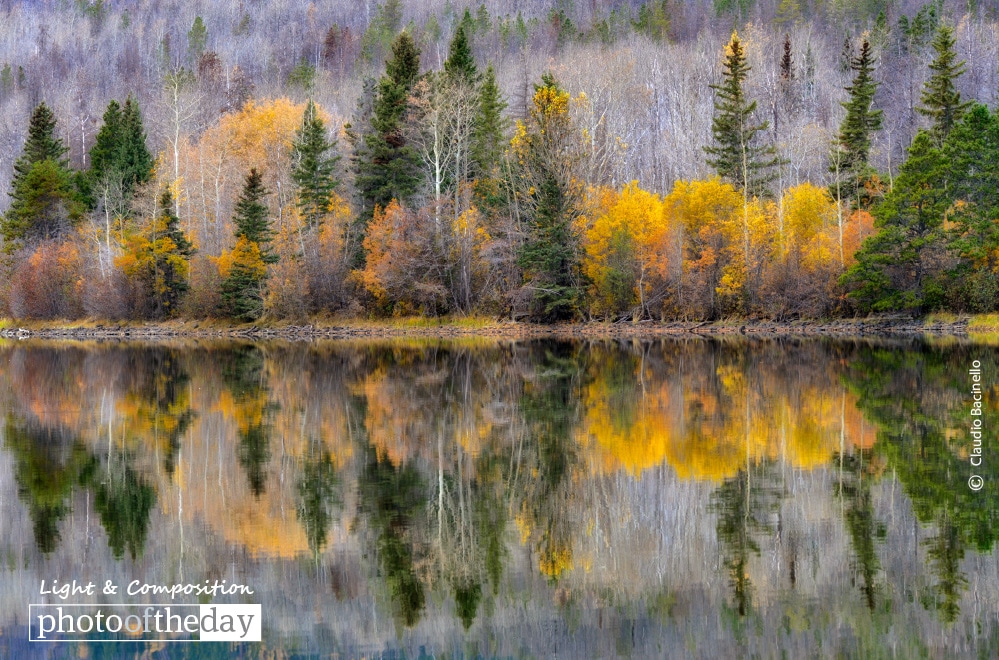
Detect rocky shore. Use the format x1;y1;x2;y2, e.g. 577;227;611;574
0;315;973;341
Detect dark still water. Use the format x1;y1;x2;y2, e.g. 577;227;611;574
1;337;998;657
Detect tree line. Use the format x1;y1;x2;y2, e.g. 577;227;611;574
0;8;996;321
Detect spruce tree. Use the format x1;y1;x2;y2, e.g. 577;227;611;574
291;100;340;230
221;169;274;321
354;31;422;225
780;34;794;81
89;99;123;183
835;38;882;173
232;168;275;258
842;131;949;312
133;189;195;318
831;38;883;209
13;102;67;169
472;64;508;179
120;97;154;192
3;102;83;246
704;31;781;198
444;22;478;84
918;24;971;145
88;96;153;200
942;105;999;310
515;73;584;321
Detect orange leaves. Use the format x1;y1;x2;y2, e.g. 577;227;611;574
359;200;411;306
9;240;85;319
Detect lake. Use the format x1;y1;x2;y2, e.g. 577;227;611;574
1;336;997;657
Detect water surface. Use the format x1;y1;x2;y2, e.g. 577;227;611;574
1;336;997;657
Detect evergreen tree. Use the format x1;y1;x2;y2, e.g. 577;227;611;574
842;131;949;312
831;38;883;209
120;97;154;190
780;34;794;80
472;64;508;179
354;31;422;226
444;21;478;84
187;16;207;65
232;168;274;253
13;102;67;169
514;73;584;321
291;100;340;231
942;105;999;310
88;96;153;200
122;189;195;318
3;102;83;246
918;24;971;144
221;169;274;321
704;31;781;198
88;99;123;182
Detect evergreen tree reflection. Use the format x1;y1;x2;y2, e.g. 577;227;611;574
90;449;156;560
220;345;275;498
845;343;999;622
355;392;428;629
834;449;885;611
710;462;782;617
5;420;93;554
296;440;340;558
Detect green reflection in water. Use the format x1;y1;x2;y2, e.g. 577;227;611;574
845;343;999;622
220;345;276;498
5;421;93;554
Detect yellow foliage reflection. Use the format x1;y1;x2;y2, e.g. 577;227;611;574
576;343;876;481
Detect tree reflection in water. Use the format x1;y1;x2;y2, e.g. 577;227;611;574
0;338;997;654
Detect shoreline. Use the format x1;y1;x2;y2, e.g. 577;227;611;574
0;315;980;341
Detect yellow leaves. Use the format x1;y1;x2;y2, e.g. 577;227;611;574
664;177;742;236
538;543;573;579
783;183;836;246
207;98;312;174
217;236;267;280
573;347;877;482
533;85;570;119
581;182;671;316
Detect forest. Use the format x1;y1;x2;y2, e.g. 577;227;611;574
1;0;998;322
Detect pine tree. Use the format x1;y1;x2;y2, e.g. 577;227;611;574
354;31;423;226
291;100;340;230
704;31;781;198
444;21;478;84
831;38;883;209
3;102;83;246
472;64;508;180
918;24;971;145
